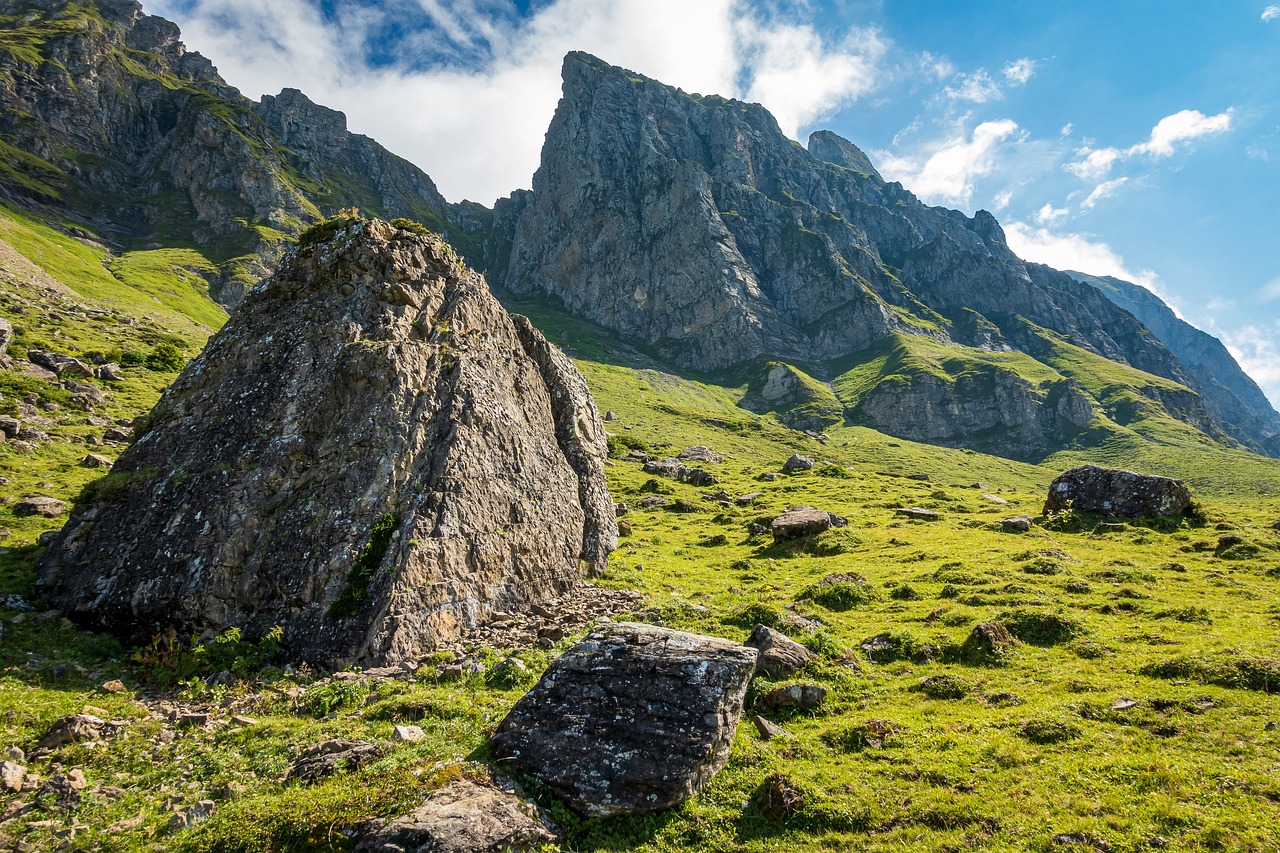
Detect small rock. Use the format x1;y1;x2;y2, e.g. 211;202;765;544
178;713;209;728
781;454;813;472
736;492;763;505
678;445;722;464
168;800;215;830
747;522;769;536
1217;534;1244;549
1265;721;1277;732
392;725;426;743
752;716;790;741
288;740;383;784
103;426;134;442
95;363;124;381
0;761;25;792
13;497;66;518
758;472;780;482
614;502;629;516
757;683;826;712
895;507;940;521
37;714;108;750
637;495;668;509
907;473;931;481
616;519;632;536
771;506;840;541
80;454;113;469
754;774;803;819
66;768;88;790
6;746;24;761
1000;515;1033;533
99;679;126;693
230;715;258;726
1111;698;1138;711
982;493;1008;504
745;624;814;679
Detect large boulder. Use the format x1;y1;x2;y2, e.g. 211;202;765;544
35;220;616;667
1043;465;1193;518
490;622;758;817
771;506;846;541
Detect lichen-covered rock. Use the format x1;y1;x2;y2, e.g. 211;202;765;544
771;506;845;541
36;220;615;667
354;777;557;853
490;622;757;817
745;624;814;678
1043;466;1193;518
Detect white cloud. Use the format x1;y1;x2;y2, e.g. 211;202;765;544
148;0;885;205
1003;221;1165;297
1222;323;1280;408
1263;5;1280;22
1260;276;1280;302
1035;203;1069;224
1060;122;1074;137
1065;109;1233;181
877;119;1022;206
991;190;1012;211
1081;177;1130;210
1003;58;1036;85
944;69;1003;103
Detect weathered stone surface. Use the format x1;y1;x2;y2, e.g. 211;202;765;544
643;457;690;480
27;350;92;378
896;507;941;521
1043;466;1193;518
0;416;18;438
80;454;113;469
391;725;425;743
0;761;25;792
287;740;383;784
745;624;814;678
354;777;557;853
36;221;616;667
757;683;827;712
103;426;133;442
14;497;65;518
771;506;844;541
1001;515;1033;533
752;716;790;741
36;714;108;750
782;454;814;472
490;622;758;817
678;445;723;464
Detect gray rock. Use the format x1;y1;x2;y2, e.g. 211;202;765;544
745;624;814;678
36;222;616;668
27;350;92;378
736;492;763;505
1044;466;1193;518
1001;515;1033;533
758;472;780;482
0;760;25;792
677;445;722;464
103;426;134;442
392;725;426;743
771;506;840;540
80;454;113;469
354;777;557;853
757;683;827;712
37;714;108;750
752;715;790;741
490;622;757;817
287;740;383;784
684;468;718;487
782;454;814;472
896;507;941;521
14;497;65;518
0;318;10;366
643;457;690;480
0;416;18;438
96;363;124;381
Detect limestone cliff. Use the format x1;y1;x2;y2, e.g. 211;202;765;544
35;219;616;666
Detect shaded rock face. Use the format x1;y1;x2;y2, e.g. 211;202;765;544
490;622;757;817
36;220;616;666
1044;466;1193;518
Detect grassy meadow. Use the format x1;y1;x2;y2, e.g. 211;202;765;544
0;215;1278;851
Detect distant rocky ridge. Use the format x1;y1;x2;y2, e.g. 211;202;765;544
35;219;616;666
2;3;1277;459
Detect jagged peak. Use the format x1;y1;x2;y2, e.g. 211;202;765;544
807;129;882;181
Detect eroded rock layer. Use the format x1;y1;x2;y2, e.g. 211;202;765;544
36;219;616;666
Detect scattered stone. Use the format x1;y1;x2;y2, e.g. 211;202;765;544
65;769;88;790
0;761;25;792
752;716;790;741
353;777;558;853
392;725;426;743
102;426;134;443
895;507;940;521
745;624;814;678
27;350;92;378
963;621;1017;664
643;457;690;480
178;713;209;728
781;454;813;472
685;468;718;486
758;472;780;482
99;680;126;694
95;363;124;381
287;740;383;784
36;714;108;750
982;493;1008;504
614;502;629;516
637;495;668;509
907;473;931;482
15;427;48;443
1044;465;1193;518
771;506;845;541
13;497;65;518
490;622;757;817
0;416;18;438
1265;721;1277;732
736;492;763;506
757;683;826;712
168;800;215;830
0;595;32;612
678;445;722;464
754;774;803;819
66;381;107;408
6;747;23;762
1111;698;1138;711
231;715;258;727
747;523;769;536
604;410;618;421
106;814;145;833
616;519;632;536
80;454;113;470
1000;515;1033;533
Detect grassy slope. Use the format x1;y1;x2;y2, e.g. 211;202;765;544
0;251;1278;851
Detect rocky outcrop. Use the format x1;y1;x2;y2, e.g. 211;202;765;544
1043;465;1193;518
0;0;465;305
770;506;845;540
1070;270;1280;457
35;220;615;666
490;622;757;817
745;624;814;678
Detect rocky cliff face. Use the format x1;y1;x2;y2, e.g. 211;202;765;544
0;0;462;304
1069;270;1280;457
35;219;616;666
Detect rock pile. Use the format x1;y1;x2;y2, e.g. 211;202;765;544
36;220;616;667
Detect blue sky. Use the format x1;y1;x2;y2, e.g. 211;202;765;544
148;0;1280;406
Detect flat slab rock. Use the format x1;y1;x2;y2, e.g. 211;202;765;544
1044;465;1193;518
354;777;557;853
490;622;758;817
771;506;847;541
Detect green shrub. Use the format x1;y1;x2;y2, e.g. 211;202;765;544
999;608;1083;646
298;211;363;248
389;217;431;236
916;673;969;699
145;341;185;372
802;574;880;611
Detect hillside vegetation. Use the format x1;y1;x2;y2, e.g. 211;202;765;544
0;217;1278;852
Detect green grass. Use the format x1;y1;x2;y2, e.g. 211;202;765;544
2;261;1280;851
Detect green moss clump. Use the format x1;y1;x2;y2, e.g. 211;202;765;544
389;217;432;236
298;212;363;248
328;513;399;619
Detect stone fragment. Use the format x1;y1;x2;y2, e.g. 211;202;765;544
781;454;813;472
895;507;940;521
27;350;92;378
490;622;757;817
907;473;931;482
643;457;689;480
677;445;723;464
0;416;18;438
36;221;616;668
758;472;780;482
984;493;1010;505
95;363;124;381
1043;465;1193;518
752;716;790;741
745;624;814;678
80;454;113;469
354;777;557;853
392;725;426;743
36;714;107;750
757;683;826;712
771;506;842;540
99;679;126;693
1000;515;1033;533
755;774;803;819
168;800;214;830
637;495;668;509
0;761;25;792
604;410;618;421
102;426;133;442
287;740;383;784
736;492;763;505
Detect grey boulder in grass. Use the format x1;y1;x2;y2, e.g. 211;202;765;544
1044;465;1193;518
490;622;758;817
